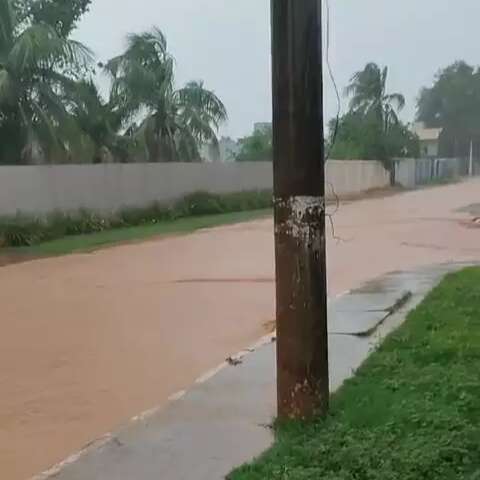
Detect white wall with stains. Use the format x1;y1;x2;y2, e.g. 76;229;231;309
326;160;390;198
0;160;389;216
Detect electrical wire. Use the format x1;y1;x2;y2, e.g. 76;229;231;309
324;0;341;161
323;0;344;243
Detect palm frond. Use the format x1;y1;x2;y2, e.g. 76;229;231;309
0;0;15;53
8;23;92;74
36;81;69;121
175;126;200;162
0;68;14;105
132;115;156;160
385;93;405;111
105;27;227;163
381;66;388;95
104;54;122;79
346;62;405;133
65;39;94;67
106;28;175;121
126;27;168;60
177;80;227;125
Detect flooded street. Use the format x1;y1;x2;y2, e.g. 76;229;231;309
1;179;480;480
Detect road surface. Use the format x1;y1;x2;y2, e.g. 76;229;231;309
1;180;480;480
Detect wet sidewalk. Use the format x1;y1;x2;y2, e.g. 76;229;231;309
34;263;470;480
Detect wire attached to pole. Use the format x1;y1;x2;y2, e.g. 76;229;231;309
323;0;344;243
324;0;341;161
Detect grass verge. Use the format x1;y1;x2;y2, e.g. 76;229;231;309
0;190;273;258
9;209;271;257
229;267;480;480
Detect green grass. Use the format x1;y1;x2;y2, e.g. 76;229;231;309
14;209;271;256
0;190;273;257
229;267;480;480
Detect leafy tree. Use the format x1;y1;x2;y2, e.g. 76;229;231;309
328;63;418;184
105;28;227;162
65;79;133;163
417;61;480;158
328;112;418;161
386;122;420;160
0;0;93;163
345;62;405;134
236;126;272;162
14;0;91;37
328;113;383;160
0;4;227;165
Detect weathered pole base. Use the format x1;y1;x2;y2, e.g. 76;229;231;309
275;195;329;419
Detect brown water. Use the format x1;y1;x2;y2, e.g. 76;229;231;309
1;179;480;480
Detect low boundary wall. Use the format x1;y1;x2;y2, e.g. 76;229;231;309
0;160;390;216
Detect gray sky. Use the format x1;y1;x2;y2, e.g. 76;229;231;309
74;0;480;139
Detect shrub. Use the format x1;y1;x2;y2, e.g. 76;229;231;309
0;218;44;247
0;189;272;248
179;192;224;216
219;191;273;212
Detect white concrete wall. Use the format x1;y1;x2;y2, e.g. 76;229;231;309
395;158;417;189
326;160;390;197
395;157;469;188
0;160;389;217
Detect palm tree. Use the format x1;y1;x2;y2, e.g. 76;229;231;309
0;0;92;163
106;28;227;162
65;78;134;163
345;63;405;133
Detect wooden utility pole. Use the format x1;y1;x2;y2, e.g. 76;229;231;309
271;0;329;419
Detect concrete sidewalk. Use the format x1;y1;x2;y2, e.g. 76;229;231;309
34;263;469;480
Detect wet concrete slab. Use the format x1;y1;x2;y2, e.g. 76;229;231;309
329;309;389;335
328;283;412;335
41;262;474;480
45;344;276;480
333;291;405;311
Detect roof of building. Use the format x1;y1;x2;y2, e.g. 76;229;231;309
412;123;443;142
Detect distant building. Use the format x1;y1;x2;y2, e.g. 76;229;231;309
412;122;443;158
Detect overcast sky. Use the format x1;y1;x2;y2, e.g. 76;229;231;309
74;0;480;139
